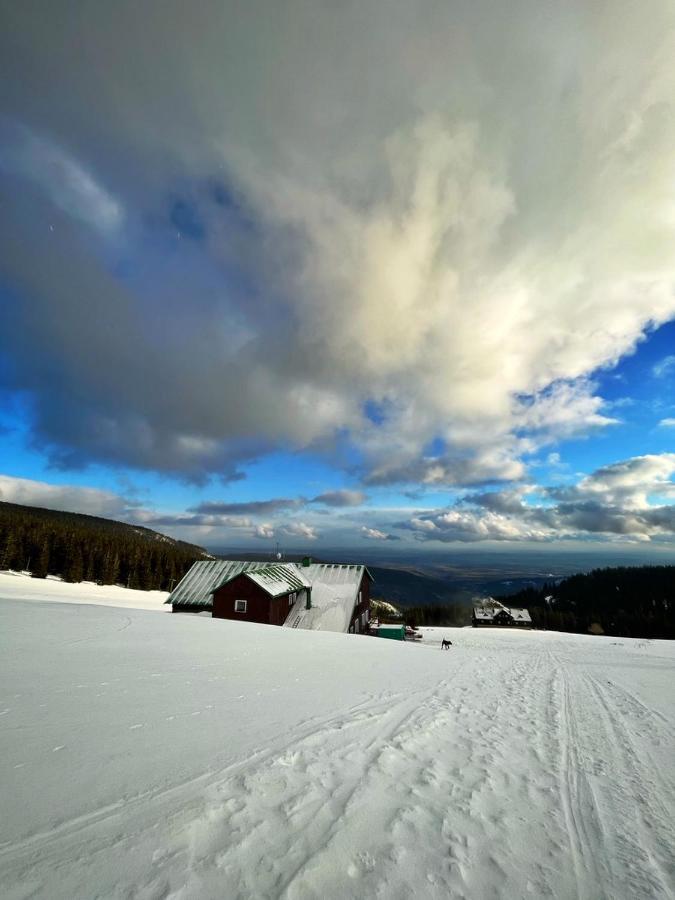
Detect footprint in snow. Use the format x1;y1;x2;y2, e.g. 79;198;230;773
347;852;376;878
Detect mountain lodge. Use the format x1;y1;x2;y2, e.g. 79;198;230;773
167;558;372;634
472;601;532;628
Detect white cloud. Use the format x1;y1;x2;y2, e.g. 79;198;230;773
2;3;675;483
247;519;322;542
282;522;319;541
403;454;675;543
361;526;391;540
565;454;675;509
658;418;675;427
0;474;131;518
652;355;675;378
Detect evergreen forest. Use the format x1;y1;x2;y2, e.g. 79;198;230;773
0;501;208;591
502;565;675;639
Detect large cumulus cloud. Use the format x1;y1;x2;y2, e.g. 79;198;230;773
1;1;675;485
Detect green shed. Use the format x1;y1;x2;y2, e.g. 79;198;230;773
376;624;405;641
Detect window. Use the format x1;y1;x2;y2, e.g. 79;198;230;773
358;591;362;604
234;599;247;613
288;592;296;606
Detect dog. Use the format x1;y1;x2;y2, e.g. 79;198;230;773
441;638;452;650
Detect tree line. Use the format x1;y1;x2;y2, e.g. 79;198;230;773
0;501;208;591
400;603;471;627
502;565;675;639
371;597;470;627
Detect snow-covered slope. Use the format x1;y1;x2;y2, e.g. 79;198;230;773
0;570;169;611
1;597;673;899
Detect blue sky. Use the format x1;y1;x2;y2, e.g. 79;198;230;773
1;2;675;556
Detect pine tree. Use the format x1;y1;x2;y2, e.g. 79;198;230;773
31;537;50;579
63;545;84;583
1;530;18;570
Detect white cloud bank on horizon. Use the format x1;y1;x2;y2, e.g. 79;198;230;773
1;2;675;487
4;453;675;547
0;474;133;519
404;454;675;544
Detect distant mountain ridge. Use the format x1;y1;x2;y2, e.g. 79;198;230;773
0;501;210;591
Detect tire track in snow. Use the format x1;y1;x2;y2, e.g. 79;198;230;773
584;674;675;897
64;614;132;645
592;674;674;736
552;654;674;900
554;658;604;900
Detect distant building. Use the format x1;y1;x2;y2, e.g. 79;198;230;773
472;600;531;628
167;558;372;634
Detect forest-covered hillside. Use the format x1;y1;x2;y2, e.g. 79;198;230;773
0;501;209;591
502;565;675;639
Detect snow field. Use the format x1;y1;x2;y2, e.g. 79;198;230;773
0;570;169;611
0;595;674;899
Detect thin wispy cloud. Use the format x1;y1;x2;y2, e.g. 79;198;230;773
0;120;123;235
652;356;675;379
189;499;302;516
311;490;367;507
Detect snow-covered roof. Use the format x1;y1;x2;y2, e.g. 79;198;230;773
473;605;531;623
237;564;311;597
284;563;371;633
509;607;532;622
473;607;496;620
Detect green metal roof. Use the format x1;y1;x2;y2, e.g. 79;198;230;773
216;563;311;597
165;560;270;608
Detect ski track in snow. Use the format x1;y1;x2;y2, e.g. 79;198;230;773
0;596;674;899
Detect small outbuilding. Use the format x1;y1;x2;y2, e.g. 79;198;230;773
374;624;406;641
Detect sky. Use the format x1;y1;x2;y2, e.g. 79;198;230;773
1;1;675;558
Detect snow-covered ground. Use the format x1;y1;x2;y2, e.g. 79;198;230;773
0;570;169;611
1;594;674;899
